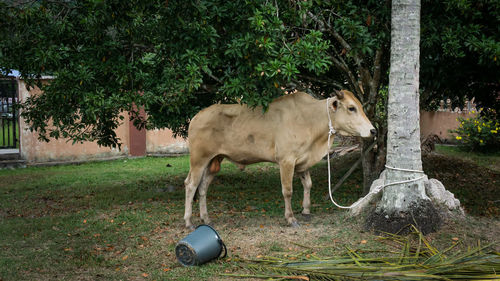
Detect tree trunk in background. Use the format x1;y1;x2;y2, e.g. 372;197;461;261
361;138;385;196
358;55;386;194
366;0;441;234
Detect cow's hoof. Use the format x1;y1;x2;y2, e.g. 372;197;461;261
290;221;300;228
186;225;196;231
302;213;312;221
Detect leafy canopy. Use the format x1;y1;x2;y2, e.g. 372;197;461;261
420;0;500;109
0;0;332;147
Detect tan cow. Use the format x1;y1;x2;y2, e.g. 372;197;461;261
184;90;375;228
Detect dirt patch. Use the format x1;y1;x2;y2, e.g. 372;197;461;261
146;210;500;280
154;212;358;263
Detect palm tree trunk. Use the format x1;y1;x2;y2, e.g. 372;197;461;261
366;0;441;234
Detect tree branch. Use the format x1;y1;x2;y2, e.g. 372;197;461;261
203;70;223;84
359;47;384;110
306;11;363;68
305;10;367;101
331;55;364;99
372;48;383;89
369;48;384;105
323;141;377;200
359;67;373;102
295;74;343;89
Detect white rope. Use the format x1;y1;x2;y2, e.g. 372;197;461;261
384;165;424;173
326;97;336;136
325;99;425;209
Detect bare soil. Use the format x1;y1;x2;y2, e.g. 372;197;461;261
154;208;500;280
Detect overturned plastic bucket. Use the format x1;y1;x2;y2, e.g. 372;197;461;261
175;224;227;266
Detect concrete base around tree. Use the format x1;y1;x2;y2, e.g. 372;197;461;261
349;169;465;235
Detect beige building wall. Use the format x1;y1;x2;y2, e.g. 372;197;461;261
146;128;188;155
18;79;130;163
420;111;476;140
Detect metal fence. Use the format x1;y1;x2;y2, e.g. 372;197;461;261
0;79;18;149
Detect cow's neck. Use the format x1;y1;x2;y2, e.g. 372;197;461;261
287;92;335;149
304;97;334;154
320;98;335;145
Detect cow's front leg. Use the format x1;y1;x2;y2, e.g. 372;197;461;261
279;160;299;227
299;171;312;221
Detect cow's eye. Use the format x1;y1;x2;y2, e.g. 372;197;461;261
348;106;356;112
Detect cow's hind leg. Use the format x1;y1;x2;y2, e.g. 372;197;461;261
184;164;206;229
279;160;299;227
198;156;223;224
299;171;312;221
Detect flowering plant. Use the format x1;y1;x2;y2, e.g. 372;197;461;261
451;109;500;151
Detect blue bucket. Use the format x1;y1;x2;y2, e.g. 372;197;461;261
175;225;227;266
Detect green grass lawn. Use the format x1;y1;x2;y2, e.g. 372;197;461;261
0;155;498;280
435;144;500;172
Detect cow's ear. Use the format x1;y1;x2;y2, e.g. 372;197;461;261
331;99;338;112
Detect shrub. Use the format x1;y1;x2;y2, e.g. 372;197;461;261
452;109;500;151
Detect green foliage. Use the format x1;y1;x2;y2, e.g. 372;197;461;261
0;0;334;147
296;0;391;97
452;109;500;151
375;85;388;123
0;0;498;149
0;0;391;148
421;0;500;110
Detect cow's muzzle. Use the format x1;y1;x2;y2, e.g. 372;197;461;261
370;128;377;136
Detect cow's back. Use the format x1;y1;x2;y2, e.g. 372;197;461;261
188;104;275;164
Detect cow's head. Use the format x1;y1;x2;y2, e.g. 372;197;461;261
328;90;376;138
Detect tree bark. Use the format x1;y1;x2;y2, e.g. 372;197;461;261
361;138;386;195
361;79;386;195
365;0;441;234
